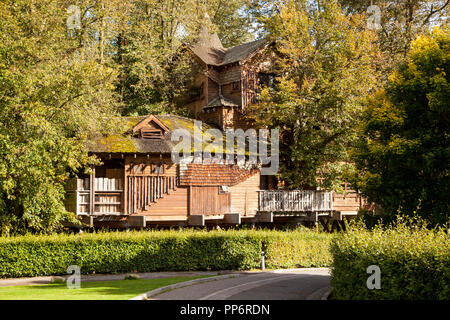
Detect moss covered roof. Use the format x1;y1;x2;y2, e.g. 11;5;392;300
87;114;229;154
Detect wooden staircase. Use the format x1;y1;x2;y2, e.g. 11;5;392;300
134;187;188;218
127;175;178;214
126;175;188;218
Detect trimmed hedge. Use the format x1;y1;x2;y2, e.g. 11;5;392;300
0;229;332;278
330;222;450;300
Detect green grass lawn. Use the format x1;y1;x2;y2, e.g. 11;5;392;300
0;276;209;300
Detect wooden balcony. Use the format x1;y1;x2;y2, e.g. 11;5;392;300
258;190;334;213
65;177;124;215
65;175;179;216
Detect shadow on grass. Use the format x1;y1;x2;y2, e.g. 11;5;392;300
0;276;207;300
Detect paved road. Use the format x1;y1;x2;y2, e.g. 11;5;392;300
150;269;330;300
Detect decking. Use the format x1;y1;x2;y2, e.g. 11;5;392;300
258;190;334;212
66;176;361;231
256;190;362;232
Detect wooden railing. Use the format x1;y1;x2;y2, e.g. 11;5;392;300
65;177;123;215
258;190;333;212
126;176;177;214
66;176;179;215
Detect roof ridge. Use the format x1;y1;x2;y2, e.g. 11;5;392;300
224;38;266;51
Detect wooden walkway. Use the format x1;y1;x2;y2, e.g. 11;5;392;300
257;190;350;232
258;190;333;212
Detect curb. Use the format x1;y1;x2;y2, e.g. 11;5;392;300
272;268;330;274
321;289;331;300
129;274;246;300
0;271;226;287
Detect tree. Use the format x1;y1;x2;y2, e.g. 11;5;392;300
0;0;262;234
248;0;380;190
0;0;120;234
339;0;449;74
350;27;449;226
115;0;257;116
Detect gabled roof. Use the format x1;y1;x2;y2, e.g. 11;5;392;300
189;46;226;66
205;95;239;109
190;38;267;67
196;24;224;49
220;39;268;65
132;115;170;135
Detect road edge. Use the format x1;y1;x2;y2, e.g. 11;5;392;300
129;274;246;300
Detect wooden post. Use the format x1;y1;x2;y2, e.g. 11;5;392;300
188;185;193;216
89;166;95;215
245;190;248;216
124;159;128;215
315;212;319;232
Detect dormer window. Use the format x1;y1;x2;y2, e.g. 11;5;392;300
140;128;163;139
132;115;169;140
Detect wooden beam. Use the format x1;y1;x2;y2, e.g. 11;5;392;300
223;213;241;224
188;185;193;215
127;216;146;228
188;215;205;227
89;166;95;215
320;219;331;233
258;211;273;223
80;215;94;228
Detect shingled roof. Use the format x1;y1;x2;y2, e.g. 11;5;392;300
205;95;239;109
189;22;267;67
180;163;259;186
190;39;267;66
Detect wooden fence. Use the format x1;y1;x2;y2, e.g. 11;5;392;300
190;186;231;216
258;190;333;212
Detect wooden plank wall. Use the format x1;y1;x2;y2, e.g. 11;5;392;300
228;173;260;216
191;186;231;216
124;155;177;177
185;73;208;116
333;189;364;215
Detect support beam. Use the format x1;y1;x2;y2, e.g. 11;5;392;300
188;186;192;215
223;213;241;225
127;216;146;228
331;220;342;232
79;215;94;228
320;219;331;233
188;215;205;227
258;211;273;223
89;166;95;215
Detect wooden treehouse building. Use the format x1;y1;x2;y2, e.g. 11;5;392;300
65;24;366;230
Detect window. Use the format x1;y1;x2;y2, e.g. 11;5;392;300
258;73;275;89
130;163;146;174
140;128;163;139
189;83;204;100
232;81;240;92
152;163;165;174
